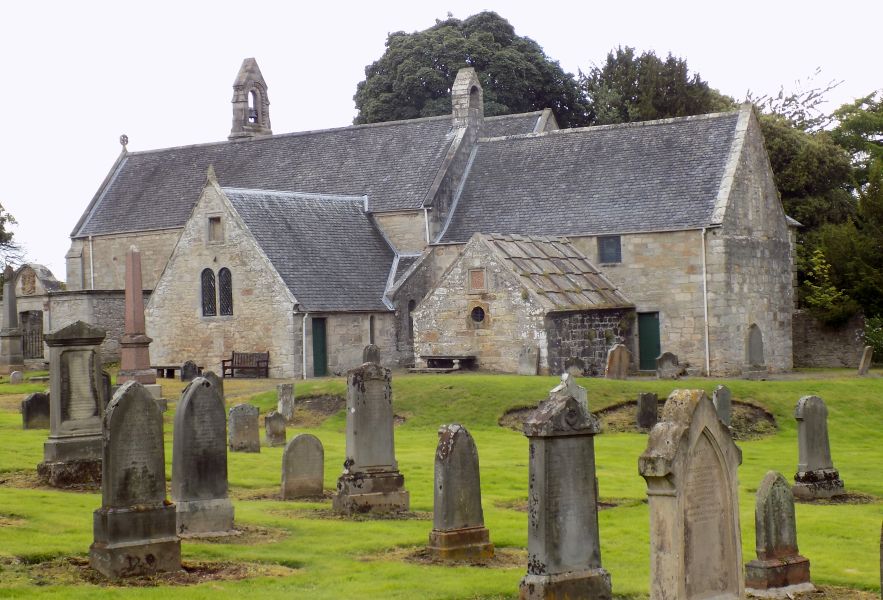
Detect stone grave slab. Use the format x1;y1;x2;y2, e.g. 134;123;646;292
180;360;199;382
282;433;324;499
362;344;381;365
517;345;539;376
549;373;587;412
21;392;50;429
655;352;681;379
203;370;223;398
858;345;873;376
636;392;658;430
9;370;23;384
639;389;743;600
713;385;732;427
277;383;295;421
604;344;629;379
265;410;287;447
228;404;260;453
793;396;844;499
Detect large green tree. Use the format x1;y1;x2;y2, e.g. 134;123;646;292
579;46;734;125
353;12;589;128
831;91;883;187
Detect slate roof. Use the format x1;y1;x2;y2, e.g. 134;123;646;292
439;111;742;243
224;188;394;312
481;111;545;138
393;255;420;286
73;113;542;238
480;234;631;311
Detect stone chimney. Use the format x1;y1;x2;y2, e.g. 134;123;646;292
229;58;272;140
451;68;483;132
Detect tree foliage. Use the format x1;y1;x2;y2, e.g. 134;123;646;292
353;12;589;128
579;46;734;125
747;68;842;132
831;91;883;187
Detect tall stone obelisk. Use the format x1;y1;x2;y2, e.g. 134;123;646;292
0;265;24;374
117;247;160;398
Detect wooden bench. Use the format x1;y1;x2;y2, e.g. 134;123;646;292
222;351;270;378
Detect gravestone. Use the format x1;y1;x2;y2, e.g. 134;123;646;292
21;392;50;429
793;396;844;499
0;265;24;374
636;392;658;430
858;345;873;376
281;433;324;499
265;410;287;447
171;376;234;537
713;385;732;427
203;370;223;398
549;372;588;412
639;389;743;600
9;370;23;384
37;321;107;487
228;404;260;452
333;362;409;514
429;424;494;561
277;383;295;421
519;386;611;599
117;247;158;390
744;324;768;379
180;360;199;382
656;352;681;379
745;471;814;596
362;343;381;365
517;345;539;376
89;381;180;579
101;371;112;408
564;356;585;377
605;343;629;379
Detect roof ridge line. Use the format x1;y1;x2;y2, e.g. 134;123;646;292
222;187;366;202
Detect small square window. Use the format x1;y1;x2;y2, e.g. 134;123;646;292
468;268;486;292
598;236;622;264
208;216;223;242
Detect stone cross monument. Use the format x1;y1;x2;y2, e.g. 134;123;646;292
0;265;24;374
117;247;158;394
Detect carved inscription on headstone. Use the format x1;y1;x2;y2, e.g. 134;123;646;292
61;350;99;422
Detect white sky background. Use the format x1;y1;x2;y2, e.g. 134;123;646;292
1;0;879;280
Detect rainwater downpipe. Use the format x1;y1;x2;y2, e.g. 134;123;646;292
301;312;309;380
701;228;711;376
88;235;95;290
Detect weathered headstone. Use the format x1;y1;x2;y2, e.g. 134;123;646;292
90;381;180;579
519;387;611;599
117;247;158;389
793;395;844;499
517;345;539;376
281;433;324;499
0;265;24;374
228;404;260;453
203;370;223;398
605;343;629;379
362;343;381;365
745;471;814;596
564;356;585;377
655;352;681;379
277;383;295;421
21;392;49;429
171;376;235;537
333;362;409;514
858;345;873;376
180;360;199;382
713;384;732;427
636;392;658;430
639;389;743;600
265;410;287;447
9;370;23;384
744;324;768;379
37;321;107;487
101;371;112;408
549;372;587;412
429;424;494;561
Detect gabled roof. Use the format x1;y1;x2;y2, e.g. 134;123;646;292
72;112;543;238
439;109;745;243
224;188;394;312
477;233;631;312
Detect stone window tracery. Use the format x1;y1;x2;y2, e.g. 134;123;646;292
201;268;217;316
219;268;233;316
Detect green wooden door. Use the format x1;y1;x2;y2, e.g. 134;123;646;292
312;317;328;377
638;312;661;371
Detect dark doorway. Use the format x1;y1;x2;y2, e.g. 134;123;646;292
638;312;661;371
20;310;43;359
312;317;328;377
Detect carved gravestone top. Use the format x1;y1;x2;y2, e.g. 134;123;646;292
45;320;106;347
433;424;485;532
517;345;539;376
172;377;228;502
203;370;223;398
639;389;743;600
180;360;199;382
549;372;588;412
9;370;22;384
636;392;658;430
795;396;833;473
345;362;396;472
277;383;295;421
656;352;680;379
282;433;324;499
858;345;873;376
102;381;166;508
21;392;50;429
265;410;287;447
713;385;732;427
754;472;799;561
605;343;629;379
228;404;260;452
524;387;599;438
362;344;381;365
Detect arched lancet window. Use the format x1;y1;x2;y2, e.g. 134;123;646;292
248;90;259;123
201;268;217;316
219;268;233;316
369;315;375;344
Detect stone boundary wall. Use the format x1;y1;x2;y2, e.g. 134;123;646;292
792;311;865;368
545;308;635;376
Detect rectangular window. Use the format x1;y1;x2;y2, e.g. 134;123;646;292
208;216;223;242
468;268;486;292
598;235;622;264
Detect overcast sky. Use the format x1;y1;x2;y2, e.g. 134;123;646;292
2;0;879;279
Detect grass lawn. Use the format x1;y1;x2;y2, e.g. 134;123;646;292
0;370;881;598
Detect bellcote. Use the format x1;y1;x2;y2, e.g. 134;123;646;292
451;68;483;130
229;58;272;140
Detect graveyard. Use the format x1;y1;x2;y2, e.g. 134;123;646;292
0;369;881;598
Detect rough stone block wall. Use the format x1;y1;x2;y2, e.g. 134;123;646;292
301;312;398;377
68;229;181;291
545;309;635;376
373;212;427;254
792;311;865;368
412;240;547;373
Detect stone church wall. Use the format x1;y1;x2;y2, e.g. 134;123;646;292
545;308;635;376
300;312;398;377
66;229;181;291
373;211;427;254
792;311;865;368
